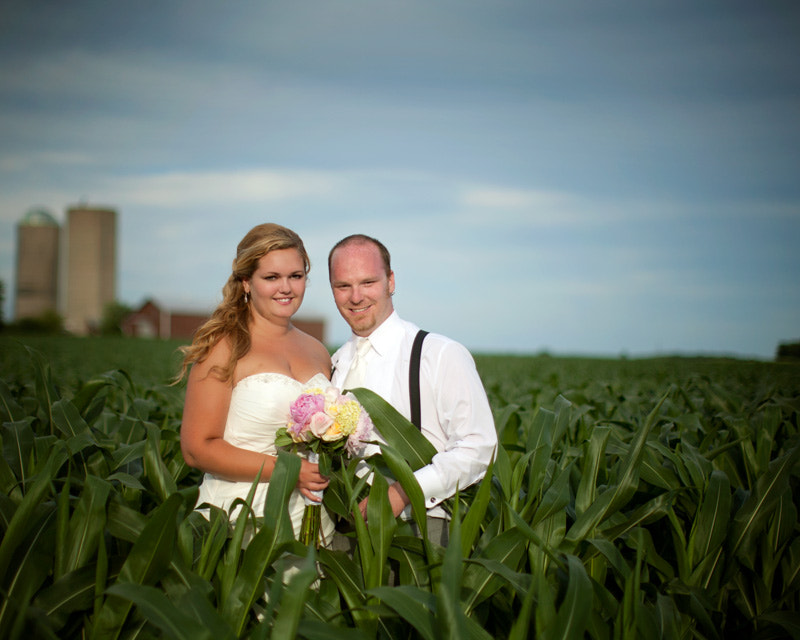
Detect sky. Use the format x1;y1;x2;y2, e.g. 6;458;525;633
1;1;798;359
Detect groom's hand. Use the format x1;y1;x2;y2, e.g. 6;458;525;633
358;481;409;520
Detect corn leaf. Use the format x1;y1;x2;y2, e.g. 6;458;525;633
368;585;436;640
91;492;183;640
365;470;396;589
350;388;437;470
270;548;319;640
688;469;731;568
730;444;800;565
460;453;495;556
0;446;62;581
64;474;113;574
435;515;466;640
545;555;593;640
223;451;299;636
105;582;221;640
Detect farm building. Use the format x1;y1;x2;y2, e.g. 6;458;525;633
122;299;325;343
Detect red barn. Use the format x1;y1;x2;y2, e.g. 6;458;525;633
122;299;325;343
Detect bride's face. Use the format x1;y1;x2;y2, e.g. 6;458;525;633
243;248;307;322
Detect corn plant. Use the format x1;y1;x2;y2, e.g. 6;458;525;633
1;338;798;638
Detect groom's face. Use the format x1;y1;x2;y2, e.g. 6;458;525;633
330;242;395;337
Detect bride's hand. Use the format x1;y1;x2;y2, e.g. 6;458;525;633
297;459;329;502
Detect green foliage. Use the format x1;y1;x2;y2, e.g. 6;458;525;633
100;301;134;336
7;309;65;334
778;341;800;361
1;338;799;638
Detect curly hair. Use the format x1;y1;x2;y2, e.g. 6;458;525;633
176;223;310;383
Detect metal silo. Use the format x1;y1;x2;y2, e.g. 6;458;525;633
14;208;60;320
63;205;117;334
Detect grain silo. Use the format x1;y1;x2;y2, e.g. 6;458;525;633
14;208;61;320
63;205;117;334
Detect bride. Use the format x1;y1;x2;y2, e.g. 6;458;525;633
178;223;335;545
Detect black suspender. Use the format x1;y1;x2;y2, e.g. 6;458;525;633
409;330;429;430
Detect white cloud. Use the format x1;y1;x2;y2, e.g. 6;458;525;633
460;186;567;210
101;169;342;207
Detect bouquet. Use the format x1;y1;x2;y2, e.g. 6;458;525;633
275;386;373;547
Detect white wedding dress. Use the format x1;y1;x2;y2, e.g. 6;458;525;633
195;371;335;546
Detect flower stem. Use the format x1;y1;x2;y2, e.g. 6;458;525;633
300;504;321;547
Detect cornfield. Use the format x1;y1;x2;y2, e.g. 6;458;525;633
1;336;799;639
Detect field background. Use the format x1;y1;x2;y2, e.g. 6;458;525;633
1;334;799;639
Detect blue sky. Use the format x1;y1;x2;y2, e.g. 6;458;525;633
1;1;798;358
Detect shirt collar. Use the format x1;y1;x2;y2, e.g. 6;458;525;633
351;311;402;358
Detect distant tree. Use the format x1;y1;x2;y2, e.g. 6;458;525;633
0;279;5;330
776;341;800;361
101;301;133;335
11;309;64;334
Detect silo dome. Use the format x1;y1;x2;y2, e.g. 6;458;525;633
20;208;59;227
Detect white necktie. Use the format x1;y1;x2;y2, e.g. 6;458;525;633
343;337;371;389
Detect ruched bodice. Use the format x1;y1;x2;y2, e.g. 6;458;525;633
196;372;335;544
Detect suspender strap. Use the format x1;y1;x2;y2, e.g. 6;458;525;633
409;330;429;430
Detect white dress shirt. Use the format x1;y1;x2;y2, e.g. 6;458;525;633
331;312;497;519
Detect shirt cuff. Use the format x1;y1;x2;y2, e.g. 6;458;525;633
413;464;449;509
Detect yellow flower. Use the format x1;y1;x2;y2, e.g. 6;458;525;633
331;400;361;436
321;421;343;442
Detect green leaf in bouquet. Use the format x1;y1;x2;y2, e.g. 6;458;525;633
274;427;294;449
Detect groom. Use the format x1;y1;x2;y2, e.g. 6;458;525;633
328;234;497;545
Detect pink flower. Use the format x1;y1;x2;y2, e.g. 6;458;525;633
290;392;325;427
345;408;374;456
287;420;310;443
308;411;334;438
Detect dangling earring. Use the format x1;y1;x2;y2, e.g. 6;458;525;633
244;291;250;304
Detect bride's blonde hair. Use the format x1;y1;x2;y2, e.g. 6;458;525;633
176;223;310;383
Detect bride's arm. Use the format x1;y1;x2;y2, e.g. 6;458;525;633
180;343;328;501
